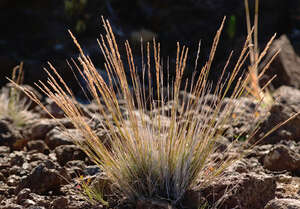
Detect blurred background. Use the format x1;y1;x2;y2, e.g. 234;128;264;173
0;0;299;97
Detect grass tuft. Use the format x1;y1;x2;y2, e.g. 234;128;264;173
0;62;32;127
10;17;278;206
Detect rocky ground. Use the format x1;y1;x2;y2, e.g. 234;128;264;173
0;82;300;209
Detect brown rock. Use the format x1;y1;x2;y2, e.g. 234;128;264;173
136;199;175;209
30;119;57;140
255;86;300;144
261;35;300;89
54;145;86;166
15;162;70;194
52;196;68;209
29;118;74;141
16;188;31;205
0;146;10;153
43;98;65;119
27;140;49;154
265;198;300;209
28;153;49;164
202;172;276;209
264;144;300;173
7;175;21;187
0;119;23;150
45;128;80;150
0;203;23;209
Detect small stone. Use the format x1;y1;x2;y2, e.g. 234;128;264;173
7;174;21;186
29;119;57;140
54;145;86;166
27;140;50;154
22;199;36;207
264;145;300;173
16;188;31;204
15;162;70;194
84;165;101;176
265;198;300;209
45;128;76;149
0;146;10;153
136;198;176;209
9;151;25;167
0;203;23;209
52;197;68;209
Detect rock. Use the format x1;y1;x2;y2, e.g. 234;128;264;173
265;198;300;209
264;144;300;173
181;190;208;209
7;175;21;187
255;86;300;144
136;198;176;209
43;98;65;119
67;201;98;209
84;165;101;176
221;97;263;142
9;165;25;176
0;172;5;182
21;199;36;207
16;188;31;204
65;160;86;178
29;118;74;140
273;86;300;110
65;160;86;169
27;140;50;154
0;119;23;150
275;175;300;199
45;128;79;150
51;196;68;209
27;206;46;209
9;151;25;167
261;35;300;89
202;172;276;209
28;153;49;164
0;155;11;176
0;145;10;153
15;162;70;194
0;203;23;209
29;119;57;140
54;145;87;166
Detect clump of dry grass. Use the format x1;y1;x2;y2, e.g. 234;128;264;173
11;17;276;206
0;62;32;127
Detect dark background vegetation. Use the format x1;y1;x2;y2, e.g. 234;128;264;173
0;0;299;98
